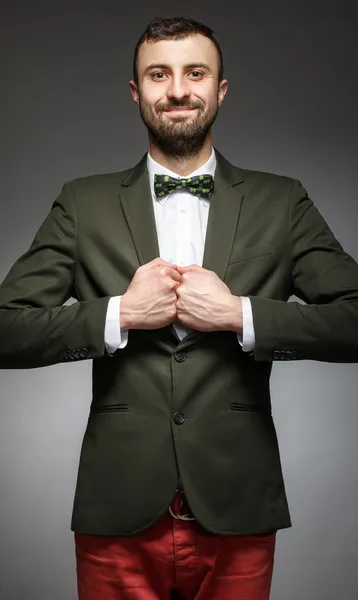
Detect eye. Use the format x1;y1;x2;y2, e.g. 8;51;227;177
189;71;203;79
152;72;167;80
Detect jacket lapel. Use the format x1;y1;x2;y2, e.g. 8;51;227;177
202;149;244;279
118;153;160;267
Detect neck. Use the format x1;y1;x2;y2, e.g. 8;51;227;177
148;135;213;176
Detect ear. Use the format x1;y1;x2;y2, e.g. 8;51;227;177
129;80;140;105
218;79;228;107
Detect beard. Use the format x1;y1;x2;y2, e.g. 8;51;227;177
138;95;219;160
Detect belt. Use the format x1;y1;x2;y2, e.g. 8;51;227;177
168;489;196;521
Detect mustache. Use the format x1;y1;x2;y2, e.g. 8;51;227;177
156;100;204;112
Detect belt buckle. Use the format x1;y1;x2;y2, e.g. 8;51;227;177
170;489;196;520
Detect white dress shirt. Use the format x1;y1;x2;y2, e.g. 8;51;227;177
104;148;255;354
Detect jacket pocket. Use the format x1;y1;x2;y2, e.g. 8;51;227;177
90;403;129;414
229;402;271;413
228;242;274;266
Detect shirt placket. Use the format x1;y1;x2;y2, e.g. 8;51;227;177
176;184;191;267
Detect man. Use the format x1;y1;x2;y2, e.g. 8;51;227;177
0;14;357;600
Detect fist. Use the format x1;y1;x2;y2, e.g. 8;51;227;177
176;265;243;332
120;258;182;330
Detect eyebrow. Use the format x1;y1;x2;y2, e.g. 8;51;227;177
143;62;212;75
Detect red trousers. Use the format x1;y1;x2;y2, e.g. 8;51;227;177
75;490;276;600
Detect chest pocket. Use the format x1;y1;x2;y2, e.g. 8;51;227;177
228;242;274;266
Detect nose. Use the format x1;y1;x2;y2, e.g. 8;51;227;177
166;75;191;102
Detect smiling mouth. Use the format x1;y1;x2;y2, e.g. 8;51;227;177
163;107;197;115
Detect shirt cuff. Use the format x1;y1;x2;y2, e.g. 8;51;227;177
104;296;129;355
237;296;255;353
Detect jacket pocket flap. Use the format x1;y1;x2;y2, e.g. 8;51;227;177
229;242;274;265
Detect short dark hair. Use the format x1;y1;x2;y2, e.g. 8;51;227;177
133;16;224;83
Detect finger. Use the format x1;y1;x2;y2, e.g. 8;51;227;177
152;258;176;268
159;266;181;279
169;269;182;282
141;258;163;270
152;258;176;267
176;264;201;273
146;258;177;271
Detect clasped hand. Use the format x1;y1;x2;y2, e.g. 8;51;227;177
121;258;243;333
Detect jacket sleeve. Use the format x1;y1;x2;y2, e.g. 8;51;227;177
249;179;358;362
0;182;111;369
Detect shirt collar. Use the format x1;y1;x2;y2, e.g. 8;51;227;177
147;147;217;207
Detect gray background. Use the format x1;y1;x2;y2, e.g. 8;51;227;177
0;1;357;599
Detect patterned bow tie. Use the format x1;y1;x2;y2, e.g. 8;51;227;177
154;174;214;200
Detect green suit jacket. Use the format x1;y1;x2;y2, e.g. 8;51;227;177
1;150;358;536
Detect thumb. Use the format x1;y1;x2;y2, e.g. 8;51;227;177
176;264;201;274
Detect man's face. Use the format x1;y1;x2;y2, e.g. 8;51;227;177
130;34;228;158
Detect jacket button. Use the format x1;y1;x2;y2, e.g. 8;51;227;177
173;412;185;424
174;351;187;362
80;348;88;358
64;350;71;361
273;350;280;360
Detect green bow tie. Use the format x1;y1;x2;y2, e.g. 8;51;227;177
154;173;214;200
